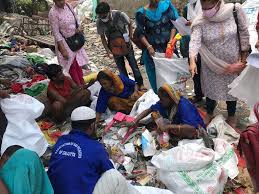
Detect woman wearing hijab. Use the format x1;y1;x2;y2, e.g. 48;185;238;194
131;83;205;139
49;0;88;86
189;0;250;127
95;70;143;123
135;0;179;93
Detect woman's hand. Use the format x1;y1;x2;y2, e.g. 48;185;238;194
189;61;197;78
147;45;155;56
62;50;69;60
224;62;246;74
158;124;170;133
185;21;192;26
58;41;69;60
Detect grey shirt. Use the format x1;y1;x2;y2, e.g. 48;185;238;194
96;10;130;38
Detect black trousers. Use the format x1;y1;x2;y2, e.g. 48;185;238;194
206;97;237;116
114;46;143;86
193;54;203;98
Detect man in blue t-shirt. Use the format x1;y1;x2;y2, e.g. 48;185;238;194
48;106;135;194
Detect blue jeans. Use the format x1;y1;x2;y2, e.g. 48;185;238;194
114;46;143;86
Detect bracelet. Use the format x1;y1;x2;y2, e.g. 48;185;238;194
147;45;152;49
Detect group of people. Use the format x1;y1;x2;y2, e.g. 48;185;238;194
47;0;251;128
0;0;258;193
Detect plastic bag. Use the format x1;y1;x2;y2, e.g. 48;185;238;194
142;129;157;157
1;94;48;156
151;144;215;172
157;132;170;148
207;115;240;145
152;53;191;91
130;90;159;124
228;65;259;107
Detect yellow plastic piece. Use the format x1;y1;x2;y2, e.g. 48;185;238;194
83;72;98;83
175;33;182;41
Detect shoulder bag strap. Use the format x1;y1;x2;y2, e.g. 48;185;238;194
66;3;79;28
59;4;78;39
233;3;241;53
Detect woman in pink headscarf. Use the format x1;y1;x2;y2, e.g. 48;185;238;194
49;0;88;86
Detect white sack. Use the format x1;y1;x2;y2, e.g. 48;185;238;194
153;53;191;91
1;94;48;156
157;161;227;194
130;90;159;124
151;144;215;171
134;186;175;194
154;138;238;194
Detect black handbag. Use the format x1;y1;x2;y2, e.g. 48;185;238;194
61;4;85;52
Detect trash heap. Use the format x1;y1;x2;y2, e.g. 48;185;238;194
0;10;255;194
95;112;255;194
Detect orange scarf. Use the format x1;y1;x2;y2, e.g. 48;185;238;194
161;83;181;105
102;70;124;95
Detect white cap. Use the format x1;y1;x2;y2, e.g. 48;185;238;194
71;106;96;121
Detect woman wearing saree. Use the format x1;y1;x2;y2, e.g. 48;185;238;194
132;84;205;138
135;0;179;92
96;70;143;123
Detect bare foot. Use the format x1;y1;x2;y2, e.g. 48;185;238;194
204;113;213;126
226;116;237;128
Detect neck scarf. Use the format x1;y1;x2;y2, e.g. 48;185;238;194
191;1;235;74
136;0;179;22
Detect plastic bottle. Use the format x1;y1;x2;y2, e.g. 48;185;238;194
165;33;182;58
157;132;170;148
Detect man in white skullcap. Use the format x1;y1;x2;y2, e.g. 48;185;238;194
48;106;137;194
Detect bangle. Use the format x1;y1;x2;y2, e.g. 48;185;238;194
147;45;152;49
